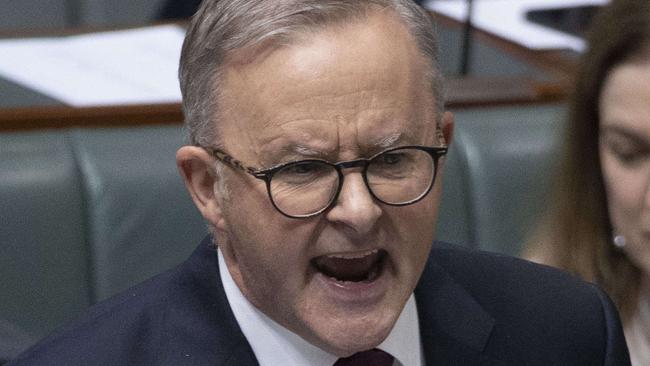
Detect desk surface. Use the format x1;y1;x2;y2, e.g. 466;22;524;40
0;13;577;131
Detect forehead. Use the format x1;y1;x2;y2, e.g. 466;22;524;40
600;60;650;135
218;10;437;158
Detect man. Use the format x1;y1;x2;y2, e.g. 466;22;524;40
10;0;630;365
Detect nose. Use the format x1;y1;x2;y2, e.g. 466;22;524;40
325;170;382;235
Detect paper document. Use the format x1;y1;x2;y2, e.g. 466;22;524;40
425;0;609;52
0;25;185;107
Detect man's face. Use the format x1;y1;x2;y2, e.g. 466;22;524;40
212;11;448;356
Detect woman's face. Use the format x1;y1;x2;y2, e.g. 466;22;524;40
599;59;650;276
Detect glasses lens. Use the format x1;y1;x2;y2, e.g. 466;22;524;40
367;147;435;204
269;161;339;217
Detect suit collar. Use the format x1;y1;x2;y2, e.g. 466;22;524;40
190;237;502;365
174;236;259;366
415;244;507;365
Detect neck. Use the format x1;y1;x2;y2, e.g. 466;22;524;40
625;275;650;364
637;277;650;334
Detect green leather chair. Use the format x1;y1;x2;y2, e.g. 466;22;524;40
70;127;205;302
0;131;91;357
437;103;566;254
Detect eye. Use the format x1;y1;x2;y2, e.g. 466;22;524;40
609;143;648;165
274;161;332;184
369;150;416;179
285;162;326;175
615;150;648;164
377;152;406;165
601;129;650;166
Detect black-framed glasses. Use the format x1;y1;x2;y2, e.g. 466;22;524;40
207;145;448;219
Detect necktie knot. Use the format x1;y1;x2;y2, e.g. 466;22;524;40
334;348;394;366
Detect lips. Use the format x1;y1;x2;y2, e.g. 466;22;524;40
311;249;387;283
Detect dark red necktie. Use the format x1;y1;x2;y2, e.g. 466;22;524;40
334;348;394;366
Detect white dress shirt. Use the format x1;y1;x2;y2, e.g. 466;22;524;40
625;284;650;366
218;249;424;366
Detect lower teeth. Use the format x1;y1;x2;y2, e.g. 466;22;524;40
366;265;379;282
329;262;381;283
314;250;386;283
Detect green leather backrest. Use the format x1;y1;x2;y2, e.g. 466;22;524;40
437;103;566;255
0;131;91;341
70;126;206;302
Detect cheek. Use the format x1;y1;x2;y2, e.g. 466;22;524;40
599;151;650;274
237;247;297;291
601;155;644;228
226;220;315;312
601;153;629;222
222;185;320;280
386;192;438;267
622;242;650;277
404;181;442;238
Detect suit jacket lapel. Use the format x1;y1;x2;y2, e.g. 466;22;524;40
415;251;507;365
190;236;505;365
166;237;260;366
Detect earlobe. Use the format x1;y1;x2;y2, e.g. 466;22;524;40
176;146;226;229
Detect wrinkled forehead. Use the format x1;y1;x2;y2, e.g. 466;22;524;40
218;11;438;157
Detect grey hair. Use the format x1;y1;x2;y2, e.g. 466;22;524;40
179;0;445;148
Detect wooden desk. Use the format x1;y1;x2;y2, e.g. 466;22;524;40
0;16;577;131
431;9;579;112
431;11;578;84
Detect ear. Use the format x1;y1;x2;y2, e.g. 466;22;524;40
441;111;454;146
176;146;227;231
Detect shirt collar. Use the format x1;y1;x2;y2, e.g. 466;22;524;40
218;248;423;366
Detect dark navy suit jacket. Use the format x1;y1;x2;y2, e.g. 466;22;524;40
9;237;630;365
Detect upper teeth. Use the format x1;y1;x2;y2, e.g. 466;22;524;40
327;249;378;259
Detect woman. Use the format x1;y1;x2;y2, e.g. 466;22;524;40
525;0;650;363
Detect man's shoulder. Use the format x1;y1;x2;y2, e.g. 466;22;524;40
417;241;629;365
9;267;175;364
9;242;250;366
428;241;595;296
425;241;606;316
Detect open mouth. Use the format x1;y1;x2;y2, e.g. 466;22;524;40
311;249;388;283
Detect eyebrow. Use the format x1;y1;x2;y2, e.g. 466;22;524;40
293;145;327;157
372;132;403;149
262;131;415;165
261;144;332;165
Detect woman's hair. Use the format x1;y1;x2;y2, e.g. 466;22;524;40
526;0;650;321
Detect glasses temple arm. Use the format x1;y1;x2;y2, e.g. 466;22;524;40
210;149;260;175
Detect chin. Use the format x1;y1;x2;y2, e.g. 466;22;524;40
307;310;397;357
322;330;391;357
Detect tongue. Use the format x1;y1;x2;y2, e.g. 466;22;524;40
314;252;380;282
